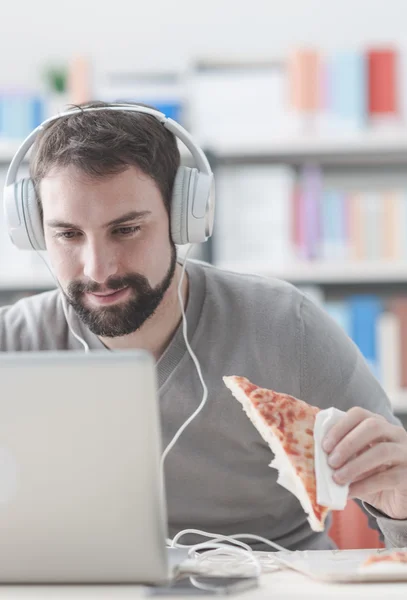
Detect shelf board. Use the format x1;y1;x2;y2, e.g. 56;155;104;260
207;131;407;164
215;260;407;284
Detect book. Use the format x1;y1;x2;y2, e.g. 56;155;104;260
364;192;382;260
382;190;403;261
330;51;366;132
367;48;399;123
349;295;383;380
389;298;407;389
377;310;401;394
301;165;322;260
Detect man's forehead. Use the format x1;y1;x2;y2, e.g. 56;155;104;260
39;165;160;226
40;164;157;200
39;164;147;190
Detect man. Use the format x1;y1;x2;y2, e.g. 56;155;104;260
1;102;407;551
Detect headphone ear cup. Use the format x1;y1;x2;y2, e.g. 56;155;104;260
4;179;41;250
21;178;46;251
171;167;194;245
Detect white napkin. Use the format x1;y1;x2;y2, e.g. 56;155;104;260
314;407;349;510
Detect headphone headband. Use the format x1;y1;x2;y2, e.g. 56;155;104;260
5;104;212;188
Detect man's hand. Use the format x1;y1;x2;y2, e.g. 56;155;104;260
322;407;407;520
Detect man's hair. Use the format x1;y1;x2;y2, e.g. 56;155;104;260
29;101;181;216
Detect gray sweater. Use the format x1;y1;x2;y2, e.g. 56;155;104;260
1;260;406;550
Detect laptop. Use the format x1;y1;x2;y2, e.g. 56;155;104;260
0;350;172;584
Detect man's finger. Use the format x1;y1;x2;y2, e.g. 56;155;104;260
327;419;404;470
333;442;403;485
351;463;390;484
322;406;378;453
349;465;407;499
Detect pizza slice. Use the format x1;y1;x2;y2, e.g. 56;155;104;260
223;375;329;532
362;550;407;568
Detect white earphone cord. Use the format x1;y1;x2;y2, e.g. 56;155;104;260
35;246;291;575
35;251;90;351
159;244;208;474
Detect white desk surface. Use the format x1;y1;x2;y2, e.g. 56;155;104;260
0;548;407;599
0;570;405;600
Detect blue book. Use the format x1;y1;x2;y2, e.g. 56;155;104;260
0;93;30;139
322;189;343;259
31;96;44;128
349;295;383;380
330;51;366;131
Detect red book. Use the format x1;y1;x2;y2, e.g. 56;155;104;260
367;49;398;116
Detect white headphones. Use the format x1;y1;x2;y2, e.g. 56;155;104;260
3;104;215;250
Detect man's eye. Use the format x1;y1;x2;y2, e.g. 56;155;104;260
56;231;78;240
114;226;141;236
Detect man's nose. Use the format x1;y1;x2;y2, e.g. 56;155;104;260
82;240;119;284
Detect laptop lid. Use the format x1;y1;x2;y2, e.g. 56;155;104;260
0;350;169;584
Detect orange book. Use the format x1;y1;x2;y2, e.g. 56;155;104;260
68;55;91;105
287;49;321;112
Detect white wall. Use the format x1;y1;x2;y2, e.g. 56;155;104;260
0;0;406;88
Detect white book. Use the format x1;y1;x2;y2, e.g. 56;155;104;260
93;70;185;111
385;190;403;260
188;64;293;147
213;165;295;272
377;311;401;399
402;192;407;261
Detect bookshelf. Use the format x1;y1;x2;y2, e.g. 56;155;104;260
205;133;407;423
1;138;407;422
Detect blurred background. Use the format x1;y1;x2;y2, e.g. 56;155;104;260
1;0;407;423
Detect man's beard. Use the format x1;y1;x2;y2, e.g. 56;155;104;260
64;244;177;338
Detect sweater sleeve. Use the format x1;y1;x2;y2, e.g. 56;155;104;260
298;293;407;547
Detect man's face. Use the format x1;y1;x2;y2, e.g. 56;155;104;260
40;165;177;337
